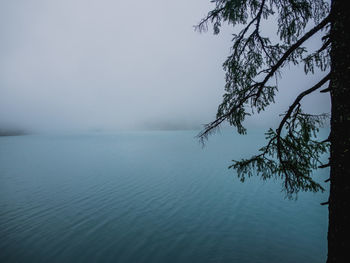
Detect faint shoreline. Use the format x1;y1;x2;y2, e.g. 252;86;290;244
0;129;30;137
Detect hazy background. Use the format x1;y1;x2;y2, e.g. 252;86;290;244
0;0;330;133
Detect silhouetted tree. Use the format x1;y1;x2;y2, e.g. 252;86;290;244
196;1;349;262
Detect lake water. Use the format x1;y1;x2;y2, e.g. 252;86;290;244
0;130;329;263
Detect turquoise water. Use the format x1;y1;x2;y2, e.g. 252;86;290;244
0;130;328;263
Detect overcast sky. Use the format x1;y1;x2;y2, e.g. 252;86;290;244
0;0;330;133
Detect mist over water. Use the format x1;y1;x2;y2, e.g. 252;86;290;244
1;1;331;262
0;131;328;263
0;0;330;133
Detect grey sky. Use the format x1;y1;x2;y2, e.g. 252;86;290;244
0;0;330;132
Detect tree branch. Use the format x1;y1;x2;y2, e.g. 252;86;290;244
233;0;266;59
319;163;331;168
254;15;331;103
275;73;331;178
276;73;331;138
196;90;257;142
195;7;225;32
197;9;331;146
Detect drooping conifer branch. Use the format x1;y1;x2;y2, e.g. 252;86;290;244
196;90;256;143
275;74;330;182
197;15;331;143
253;15;331;103
276;73;330;139
197;0;331;197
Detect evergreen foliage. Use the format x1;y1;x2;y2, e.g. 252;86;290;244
196;0;332;198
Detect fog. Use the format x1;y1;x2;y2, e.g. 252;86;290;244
0;0;330;133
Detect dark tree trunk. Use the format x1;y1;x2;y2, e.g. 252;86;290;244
328;0;350;262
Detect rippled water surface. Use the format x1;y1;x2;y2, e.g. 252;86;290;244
0;131;328;263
